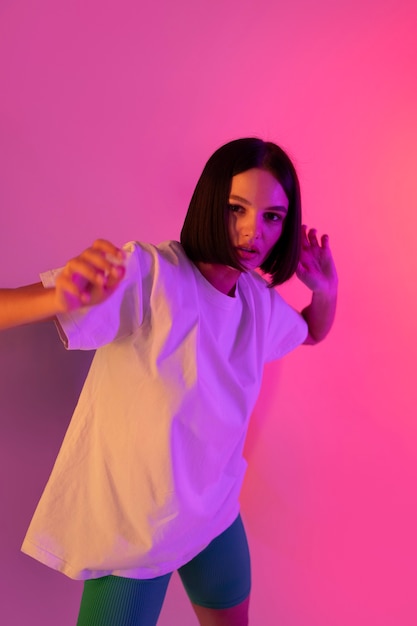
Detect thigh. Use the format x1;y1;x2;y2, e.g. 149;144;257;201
178;514;251;611
77;573;171;626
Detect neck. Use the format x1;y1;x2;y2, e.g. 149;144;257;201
195;262;241;296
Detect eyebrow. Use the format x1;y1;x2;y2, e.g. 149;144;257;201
229;194;288;213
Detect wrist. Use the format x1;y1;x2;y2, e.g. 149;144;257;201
312;280;338;299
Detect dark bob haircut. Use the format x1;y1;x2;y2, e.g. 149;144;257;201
180;137;302;286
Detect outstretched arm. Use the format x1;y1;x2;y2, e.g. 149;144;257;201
0;239;125;331
297;226;338;345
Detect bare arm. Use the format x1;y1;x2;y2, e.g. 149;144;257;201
301;286;338;345
296;226;338;345
0;283;57;331
0;239;126;332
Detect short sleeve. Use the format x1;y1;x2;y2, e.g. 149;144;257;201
41;242;144;350
265;289;308;362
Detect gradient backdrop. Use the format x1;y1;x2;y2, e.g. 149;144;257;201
1;1;416;625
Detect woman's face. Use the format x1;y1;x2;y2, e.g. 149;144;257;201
228;168;289;270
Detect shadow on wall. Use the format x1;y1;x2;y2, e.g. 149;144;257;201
0;322;94;625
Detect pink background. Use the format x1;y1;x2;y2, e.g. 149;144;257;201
1;1;416;624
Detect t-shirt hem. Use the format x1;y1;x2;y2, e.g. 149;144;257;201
21;508;240;581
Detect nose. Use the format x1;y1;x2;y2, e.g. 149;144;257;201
241;213;261;240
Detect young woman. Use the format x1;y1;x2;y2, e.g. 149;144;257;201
1;138;337;625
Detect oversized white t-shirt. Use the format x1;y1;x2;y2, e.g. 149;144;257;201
21;241;308;580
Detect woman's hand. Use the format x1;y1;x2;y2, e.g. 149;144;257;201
55;239;126;313
296;225;338;295
297;226;338;344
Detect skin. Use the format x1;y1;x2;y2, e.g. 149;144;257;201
228;168;289;272
191;597;250;626
298;224;338;344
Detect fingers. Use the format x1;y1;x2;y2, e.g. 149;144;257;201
91;239;126;265
56;240;126;310
301;225;330;248
69;242;125;283
308;228;319;247
321;233;330;249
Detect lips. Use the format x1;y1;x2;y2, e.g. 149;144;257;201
236;246;258;260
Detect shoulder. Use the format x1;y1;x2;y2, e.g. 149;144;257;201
123;240;194;282
241;271;307;329
125;240;188;264
240;273;308;359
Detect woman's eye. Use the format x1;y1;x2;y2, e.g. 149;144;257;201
264;212;283;222
228;204;243;213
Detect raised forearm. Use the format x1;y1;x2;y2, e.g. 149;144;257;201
0;283;58;331
301;286;338;345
